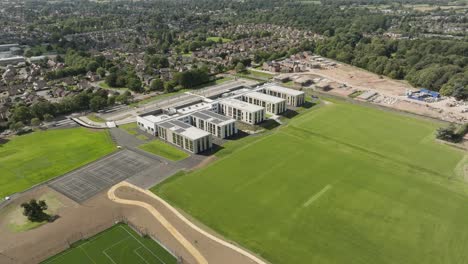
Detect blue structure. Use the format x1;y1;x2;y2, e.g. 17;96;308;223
407;89;440;101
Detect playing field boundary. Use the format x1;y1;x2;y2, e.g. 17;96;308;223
42;223;179;264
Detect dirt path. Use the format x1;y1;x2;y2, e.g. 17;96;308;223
0;182;268;264
110;181;268;264
108;183;208;264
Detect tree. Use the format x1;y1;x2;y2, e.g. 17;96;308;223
116;91;132;104
436;124;461;143
30;118;41;127
127;77;143;92
164;80;177;93
10;121;24;131
86;61;100;72
43;113;54;122
150;78;164;91
105;72;118;87
96;67;106;78
89;96;107;112
235;62;246;73
21;199;49;222
10;106;32;124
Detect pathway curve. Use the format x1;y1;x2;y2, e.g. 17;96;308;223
108;181;268;264
108;182;208;264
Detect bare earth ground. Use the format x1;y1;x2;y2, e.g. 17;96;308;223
0;182;264;264
291;64;468;123
112;183;266;264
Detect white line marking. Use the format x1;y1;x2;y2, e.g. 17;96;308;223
119;226;168;264
79;246;97;264
133;247;151;264
103;250;117;264
303;185;332;207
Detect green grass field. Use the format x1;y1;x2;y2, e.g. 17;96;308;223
42;224;177;264
0;128;115;197
154;101;468;264
236;69;275;81
119;122;139;135
86;113;105;123
139;140;189;161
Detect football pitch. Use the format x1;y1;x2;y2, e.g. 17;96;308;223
154;100;468;264
42;224;177;264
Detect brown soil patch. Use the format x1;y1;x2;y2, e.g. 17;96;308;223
0;183;267;264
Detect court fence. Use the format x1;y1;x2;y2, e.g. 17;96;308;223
4;216;185;264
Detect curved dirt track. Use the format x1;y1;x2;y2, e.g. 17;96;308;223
108;181;268;264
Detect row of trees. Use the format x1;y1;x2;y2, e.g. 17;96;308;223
312;32;468;99
45;49;107;80
8;89;131;130
105;68;143;93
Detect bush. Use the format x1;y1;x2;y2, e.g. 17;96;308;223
30;117;41;127
436;123;467;143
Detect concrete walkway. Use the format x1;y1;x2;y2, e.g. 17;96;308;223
71;117;108;129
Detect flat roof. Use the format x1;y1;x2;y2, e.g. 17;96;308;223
219;98;264;113
159;119;210;140
262;84;304;96
191;110;235;126
141;114;176;123
244;91;285;104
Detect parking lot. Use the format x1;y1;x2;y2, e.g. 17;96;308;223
49;149;157;203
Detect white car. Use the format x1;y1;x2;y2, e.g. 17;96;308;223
5;196;11;201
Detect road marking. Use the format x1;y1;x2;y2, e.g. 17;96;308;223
303;185;332;207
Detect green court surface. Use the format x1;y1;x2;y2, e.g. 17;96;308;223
139;140;189;161
154;100;468;264
42;224;177;264
0;128;115;198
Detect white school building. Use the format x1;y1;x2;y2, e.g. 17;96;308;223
218;98;265;125
189;110;237;139
135;83;307;153
259;84;306;107
240;91;287;115
157;119;212;153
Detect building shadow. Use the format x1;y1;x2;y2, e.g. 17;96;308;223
259;119;281;130
281;109;299;119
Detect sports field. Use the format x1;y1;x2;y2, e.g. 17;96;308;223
42;224;177;264
154;100;468;264
139;140;189;161
0;128;115;197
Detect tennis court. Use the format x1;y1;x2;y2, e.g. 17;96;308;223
42;224;177;264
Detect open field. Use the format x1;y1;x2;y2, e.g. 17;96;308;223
86;113;105;123
154;100;468;264
98;81;129;91
236;69;275;80
139;140;190;161
0;128;115;198
119;122;139;135
42;224;177;264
